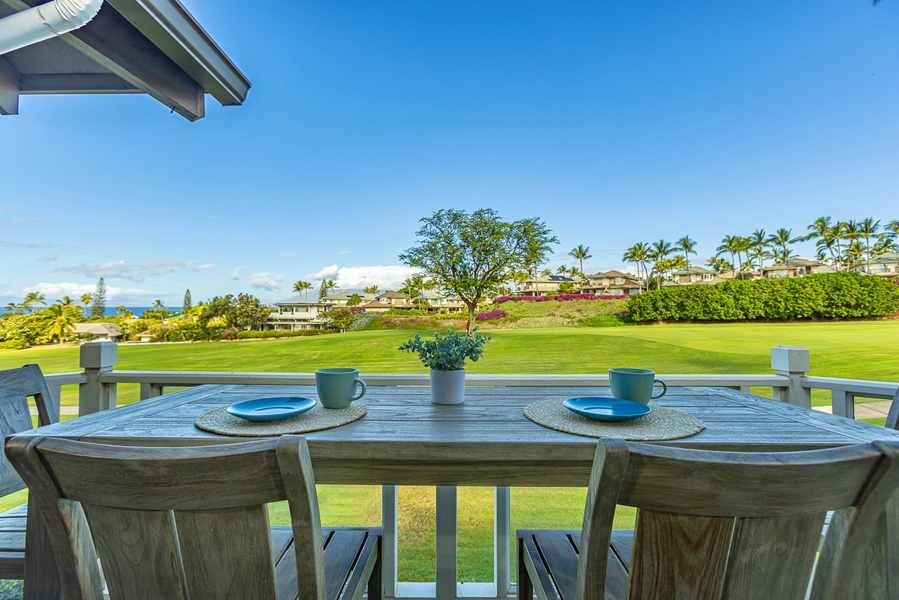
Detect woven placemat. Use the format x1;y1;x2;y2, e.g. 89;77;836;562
195;403;366;437
524;399;705;441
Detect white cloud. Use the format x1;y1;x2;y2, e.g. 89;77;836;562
307;265;418;291
39;252;60;262
195;263;215;271
63;260;214;281
21;282;153;302
339;246;351;255
248;272;284;292
230;266;243;280
310;264;340;280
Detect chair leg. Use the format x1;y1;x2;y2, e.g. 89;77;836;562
517;536;532;600
368;536;382;600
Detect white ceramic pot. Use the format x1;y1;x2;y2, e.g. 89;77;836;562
430;368;465;404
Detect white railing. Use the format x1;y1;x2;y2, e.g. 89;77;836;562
42;343;899;600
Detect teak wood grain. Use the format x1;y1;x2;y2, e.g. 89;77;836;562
5;435;382;600
0;364;59;589
518;439;899;600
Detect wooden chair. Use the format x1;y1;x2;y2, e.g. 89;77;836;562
0;364;59;582
5;434;382;600
884;385;899;430
518;439;899;600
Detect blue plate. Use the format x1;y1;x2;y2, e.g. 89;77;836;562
226;397;316;422
563;397;650;422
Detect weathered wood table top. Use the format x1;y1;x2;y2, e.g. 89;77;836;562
19;384;899;487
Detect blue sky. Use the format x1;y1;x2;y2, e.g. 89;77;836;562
2;0;898;307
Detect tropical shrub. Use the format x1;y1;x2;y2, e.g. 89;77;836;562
493;294;625;303
383;308;427;316
628;272;899;322
348;312;381;331
475;309;509;321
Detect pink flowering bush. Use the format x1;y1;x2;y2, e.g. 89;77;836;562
493;294;626;304
475;309;509;321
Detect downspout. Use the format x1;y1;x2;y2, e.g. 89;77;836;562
0;0;103;55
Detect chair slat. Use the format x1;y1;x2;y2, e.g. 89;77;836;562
324;529;368;600
0;365;64;589
176;506;278;599
520;535;561;600
722;514;823;600
571;531;628;600
82;505;185;599
275;532;300;600
340;529;381;600
608;531;633;571
5;434;382;600
0;393;34;496
627;511;732;599
885;387;899;430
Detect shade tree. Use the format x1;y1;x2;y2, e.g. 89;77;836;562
400;208;557;333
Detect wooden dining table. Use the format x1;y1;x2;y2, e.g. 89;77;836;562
14;383;899;597
22;383;899;483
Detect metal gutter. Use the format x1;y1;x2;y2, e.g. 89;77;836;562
106;0;250;106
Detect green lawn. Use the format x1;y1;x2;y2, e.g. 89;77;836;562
1;321;896;582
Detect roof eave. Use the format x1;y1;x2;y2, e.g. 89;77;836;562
106;0;250;106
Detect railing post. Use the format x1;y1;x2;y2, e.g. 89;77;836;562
494;487;511;598
79;341;117;415
770;346;811;408
435;486;457;600
382;485;398;599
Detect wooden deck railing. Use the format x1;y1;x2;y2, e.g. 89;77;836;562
40;343;899;600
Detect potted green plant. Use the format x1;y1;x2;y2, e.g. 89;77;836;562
398;329;491;404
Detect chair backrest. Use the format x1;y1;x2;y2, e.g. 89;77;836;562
576;439;899;600
884;385;899;430
0;364;58;496
5;434;327;600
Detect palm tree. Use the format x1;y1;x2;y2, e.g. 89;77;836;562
767;228;801;265
873;236;898;255
748;229;769;273
58;296;85;318
37;304;79;343
858;218;881;274
716;235;742;270
623;242;650;293
839;220;862;269
293;280;312;301
674;236;697;268
568;245;592;276
363;285;381;296
81;293;92;308
22;292;46;313
886;219;899;236
706;257;732;274
805;217;837;267
843;240;866;268
648;240;674;290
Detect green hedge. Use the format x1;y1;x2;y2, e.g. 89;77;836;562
628;272;899;322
